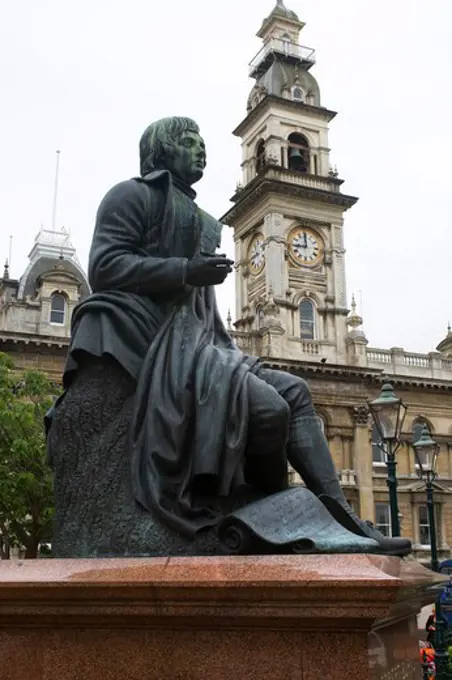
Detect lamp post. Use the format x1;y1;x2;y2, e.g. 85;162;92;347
413;426;449;680
368;382;407;538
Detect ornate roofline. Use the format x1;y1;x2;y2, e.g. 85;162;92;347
233;95;337;138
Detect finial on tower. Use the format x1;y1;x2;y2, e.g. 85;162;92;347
347;293;366;340
448;322;451;335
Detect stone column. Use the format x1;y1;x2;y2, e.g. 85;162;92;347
352;406;375;522
263;213;287;299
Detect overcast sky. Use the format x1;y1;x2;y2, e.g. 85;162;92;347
1;0;451;354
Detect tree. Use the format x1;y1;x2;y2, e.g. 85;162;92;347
0;352;58;558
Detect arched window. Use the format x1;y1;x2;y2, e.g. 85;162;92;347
292;86;304;102
50;293;66;325
281;32;291;54
412;418;431;444
288;133;310;173
255;139;266;174
257;306;265;329
299;299;315;340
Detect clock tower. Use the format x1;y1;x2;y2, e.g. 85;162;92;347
221;0;358;363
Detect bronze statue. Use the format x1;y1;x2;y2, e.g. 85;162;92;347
47;117;411;558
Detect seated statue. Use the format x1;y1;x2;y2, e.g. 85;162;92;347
46;116;411;558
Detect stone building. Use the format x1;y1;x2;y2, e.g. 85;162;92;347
0;226;89;382
221;0;452;564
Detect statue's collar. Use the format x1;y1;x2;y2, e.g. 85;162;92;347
171;173;197;200
140;169;197;201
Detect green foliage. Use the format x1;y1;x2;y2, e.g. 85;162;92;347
0;352;59;558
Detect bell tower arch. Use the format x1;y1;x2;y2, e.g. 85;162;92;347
221;0;358;363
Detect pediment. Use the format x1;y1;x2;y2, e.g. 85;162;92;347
39;270;81;286
405;479;451;493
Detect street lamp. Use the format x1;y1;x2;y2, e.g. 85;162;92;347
413;426;449;680
368;382;407;538
413;426;440;569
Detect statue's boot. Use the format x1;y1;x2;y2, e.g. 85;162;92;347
287;415;412;557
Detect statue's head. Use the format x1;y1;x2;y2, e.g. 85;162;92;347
139;117;206;186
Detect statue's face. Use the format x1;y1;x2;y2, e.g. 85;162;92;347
165;129;206;185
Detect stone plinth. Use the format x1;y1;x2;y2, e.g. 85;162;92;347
0;555;444;680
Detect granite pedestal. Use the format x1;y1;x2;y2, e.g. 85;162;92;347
0;555;444;680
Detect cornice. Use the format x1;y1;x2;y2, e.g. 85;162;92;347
221;176;358;225
259;357;452;391
233;95;338;137
0;331;69;350
261;358;382;382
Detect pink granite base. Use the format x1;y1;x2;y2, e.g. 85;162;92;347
0;555;444;680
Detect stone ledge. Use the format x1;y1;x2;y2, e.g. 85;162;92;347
0;554;443;630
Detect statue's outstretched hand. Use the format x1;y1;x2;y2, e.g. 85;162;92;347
186;256;234;287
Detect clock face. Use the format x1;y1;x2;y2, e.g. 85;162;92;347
248;233;265;275
288;227;322;266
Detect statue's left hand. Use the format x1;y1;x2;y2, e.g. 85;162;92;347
186;256;234;287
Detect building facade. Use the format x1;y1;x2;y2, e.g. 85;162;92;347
221;0;452;564
0;226;89;382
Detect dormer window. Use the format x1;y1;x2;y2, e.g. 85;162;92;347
50;293;66;325
292;86;304;102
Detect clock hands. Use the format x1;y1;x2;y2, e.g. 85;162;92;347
291;230;320;263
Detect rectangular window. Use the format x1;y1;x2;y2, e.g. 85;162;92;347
418;504;441;546
372;444;385;465
375;503;391;537
50;309;64;324
372;426;386;465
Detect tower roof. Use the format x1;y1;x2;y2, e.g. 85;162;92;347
17;225;89;300
258;0;303;38
272;0;299;21
436;323;452;356
27;225;80;266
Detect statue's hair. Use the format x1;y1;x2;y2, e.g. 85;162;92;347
139;117;199;177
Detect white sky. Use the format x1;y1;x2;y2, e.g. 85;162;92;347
1;0;451;354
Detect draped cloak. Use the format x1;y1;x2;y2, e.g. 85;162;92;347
59;170;261;539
